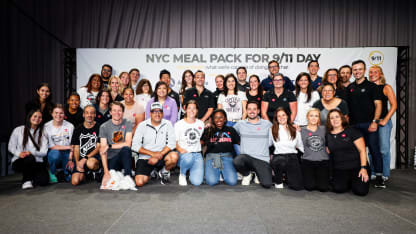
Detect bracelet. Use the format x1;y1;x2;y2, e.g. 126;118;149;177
360;165;367;169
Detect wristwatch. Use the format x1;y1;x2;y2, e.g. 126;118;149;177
108;144;112;149
360;165;367;169
372;119;380;124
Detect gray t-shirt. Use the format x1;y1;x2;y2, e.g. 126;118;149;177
300;126;329;161
99;119;132;159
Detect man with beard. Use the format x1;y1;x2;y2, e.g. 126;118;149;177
101;64;113;87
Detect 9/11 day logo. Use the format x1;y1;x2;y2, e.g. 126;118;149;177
368;51;384;65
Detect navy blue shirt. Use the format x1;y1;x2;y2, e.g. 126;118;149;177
261;75;295;92
311;76;323;90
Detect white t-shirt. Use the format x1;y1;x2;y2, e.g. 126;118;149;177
174;119;204;153
294;91;320;126
135;94;151;109
271;126;304;154
78;87;99;109
44;120;74;148
217;91;247;121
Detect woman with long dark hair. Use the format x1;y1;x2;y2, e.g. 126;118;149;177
25;83;55;124
217;73;247;125
179;70;195;105
270;107;304;190
146;81;178;125
246;74;264;109
8;110;49;189
319;68;347;101
94;89;112;126
294;72;320;126
135;79;153;107
202;109;239;186
77;73;102;109
326;109;369;196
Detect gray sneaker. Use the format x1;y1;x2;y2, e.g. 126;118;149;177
159;170;171;185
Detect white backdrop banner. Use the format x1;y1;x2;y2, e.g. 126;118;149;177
76;47;398;168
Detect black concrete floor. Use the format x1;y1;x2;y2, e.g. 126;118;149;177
0;169;415;234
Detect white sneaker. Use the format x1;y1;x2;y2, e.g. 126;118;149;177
274;183;284;189
219;174;224;182
237;172;243;181
22;181;33;189
241;173;253;186
371;175;376;180
179;174;187;186
382;176;389;182
253;173;260;184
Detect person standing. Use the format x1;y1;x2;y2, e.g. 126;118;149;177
369;65;397;182
236;67;250;92
347;59;384;188
232;101;273;188
25;83;54;124
145;82;178;125
160;69;180;109
294;72;320;126
100;64;113;87
260;60;295;92
64;92;84;127
129;68;140;91
183;70;216;123
339;65;352;88
307;60;322;90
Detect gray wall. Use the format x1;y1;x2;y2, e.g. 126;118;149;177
2;0;415;161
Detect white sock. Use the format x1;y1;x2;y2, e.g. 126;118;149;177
161;167;168;173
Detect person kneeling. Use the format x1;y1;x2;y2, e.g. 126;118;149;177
202;109;239;186
71;105;101;186
132;102;178;186
270;108;304;190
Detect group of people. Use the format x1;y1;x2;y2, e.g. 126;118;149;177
8;59;396;196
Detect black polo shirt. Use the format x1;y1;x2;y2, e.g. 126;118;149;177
237;82;250;92
262;89;296;121
183;87;215;119
168;89;180;109
347;78;382;124
335;88;348;101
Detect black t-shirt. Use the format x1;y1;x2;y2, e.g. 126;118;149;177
94;104;112;126
237;82;250;92
377;85;389;119
262;89;297;121
168;89;180;109
246;90;262;109
335;88;348;101
326;127;362;170
110;94;124;103
202;126;240;154
183;87;216;119
70;123;100;158
213;89;223;109
347;79;382;124
65;107;84;128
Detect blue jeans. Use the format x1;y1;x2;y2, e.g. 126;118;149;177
47;149;72;180
108;146;132;176
226;121;240;156
178;152;204;186
369;119;392;177
205;153;237;186
354;123;382;176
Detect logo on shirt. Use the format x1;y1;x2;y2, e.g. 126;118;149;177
79;133;98;157
307;135;324;152
224;96;241;113
361;88;366;93
112;131;124;143
283;98;287;102
184;128;202;146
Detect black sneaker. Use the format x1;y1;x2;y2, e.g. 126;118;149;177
159;170;171;185
374;176;386;189
150;169;159;180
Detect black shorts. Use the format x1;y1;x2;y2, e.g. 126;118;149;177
135;155;166;176
73;155;101;174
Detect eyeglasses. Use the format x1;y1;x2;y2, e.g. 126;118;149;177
269;65;279;69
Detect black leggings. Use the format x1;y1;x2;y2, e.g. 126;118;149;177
301;160;329;192
332;168;369;196
271;154;303;190
12;155;49;186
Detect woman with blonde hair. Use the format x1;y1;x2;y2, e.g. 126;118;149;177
108;76;124;102
369;65;397;181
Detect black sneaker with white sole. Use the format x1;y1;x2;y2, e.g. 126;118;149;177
159;170;171;185
374;176;386;189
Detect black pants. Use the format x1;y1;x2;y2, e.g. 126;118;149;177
271;154;303;190
333;168;369;196
301;160;329;192
233;154;273;188
12;155;49;186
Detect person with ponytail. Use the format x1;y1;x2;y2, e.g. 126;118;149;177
8;110;49;189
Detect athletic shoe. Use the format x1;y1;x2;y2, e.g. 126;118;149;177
22;181;33;189
374;176;386;189
253;173;260;184
382;176;389;182
241;173;253;186
159;170;171;185
237;172;243;180
370;175;376;181
274;183;284;189
150;169;159;180
219;174;224;182
49;171;58;183
179;173;187;186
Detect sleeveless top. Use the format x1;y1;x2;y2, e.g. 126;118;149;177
377;84;388;119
